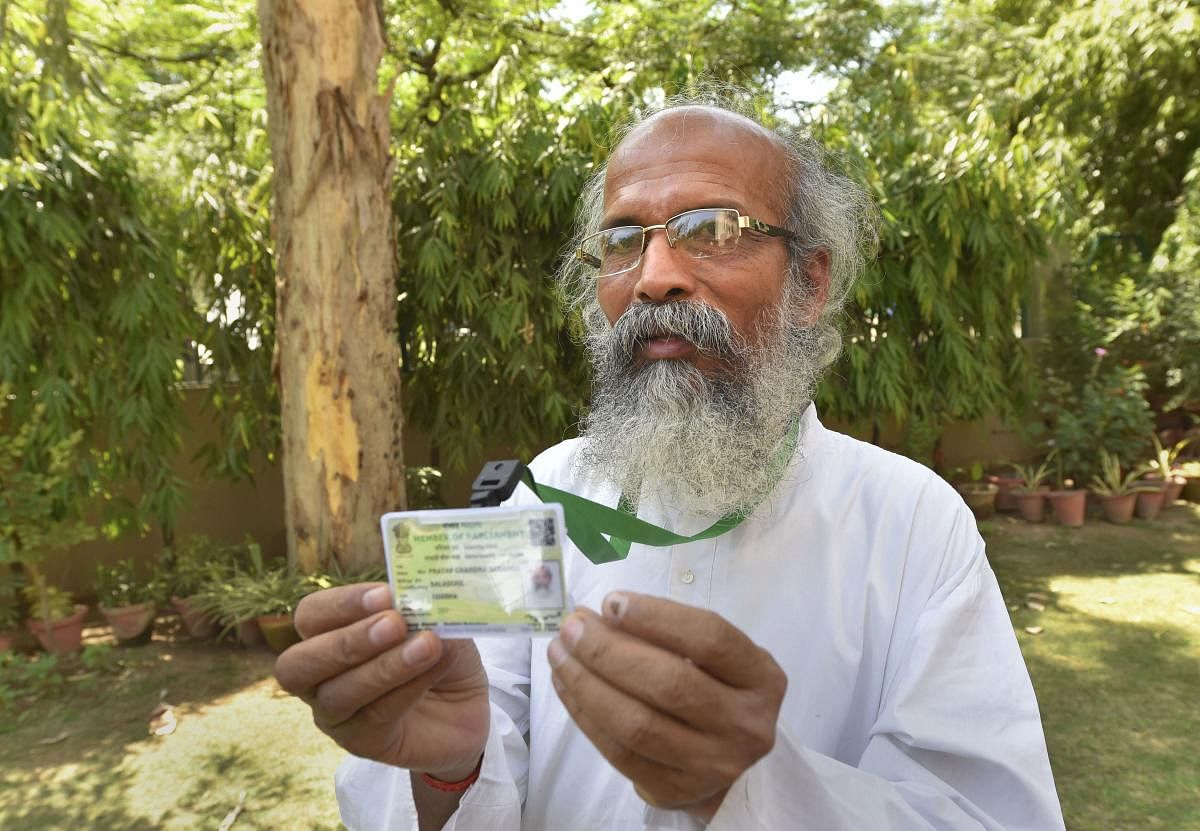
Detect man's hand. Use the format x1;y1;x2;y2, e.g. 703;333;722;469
547;592;787;821
274;582;490;781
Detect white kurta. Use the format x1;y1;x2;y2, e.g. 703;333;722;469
335;406;1065;830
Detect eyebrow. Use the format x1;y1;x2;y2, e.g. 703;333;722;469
599;213;643;230
600;203;752;231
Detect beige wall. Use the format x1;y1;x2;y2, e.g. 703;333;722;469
50;387;1033;597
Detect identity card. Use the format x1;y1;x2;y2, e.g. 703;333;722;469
380;504;570;637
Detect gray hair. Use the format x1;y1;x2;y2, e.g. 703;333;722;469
555;88;878;371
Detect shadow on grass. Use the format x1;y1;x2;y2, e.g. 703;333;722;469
0;631;294;829
1021;610;1200;830
0;741;343;830
984;504;1200;601
982;505;1200;829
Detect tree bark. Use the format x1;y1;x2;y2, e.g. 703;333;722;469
258;0;406;573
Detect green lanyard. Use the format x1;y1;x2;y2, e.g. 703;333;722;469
521;418;800;565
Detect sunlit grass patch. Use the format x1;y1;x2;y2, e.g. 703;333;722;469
985;503;1200;831
0;631;345;831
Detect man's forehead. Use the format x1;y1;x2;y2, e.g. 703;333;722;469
616;106;784;154
604;107;789;210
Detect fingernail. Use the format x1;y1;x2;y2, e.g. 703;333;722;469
363;585;392;613
402;633;433;664
547;638;567;667
367;614;402;647
561;615;583;648
604;592;628;620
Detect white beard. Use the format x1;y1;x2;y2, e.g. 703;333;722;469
575;294;821;519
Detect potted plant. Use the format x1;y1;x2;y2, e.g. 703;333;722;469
165;535;225;638
1133;479;1167;521
1147;435;1192;505
96;558;164;646
986;469;1023;513
1008;456;1056;523
0;574;21;652
190;537;276;648
243;567;316;654
1045;457;1087;528
23;572;88;654
1088;450;1148;524
955;461;1000;521
193;558;317;653
1037;356;1155;528
1181;460;1200;503
0;389;97;652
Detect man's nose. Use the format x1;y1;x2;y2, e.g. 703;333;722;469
632;230;696;303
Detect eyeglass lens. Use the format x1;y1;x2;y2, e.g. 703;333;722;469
584;208;742;278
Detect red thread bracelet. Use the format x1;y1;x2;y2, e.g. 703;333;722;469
419;757;483;793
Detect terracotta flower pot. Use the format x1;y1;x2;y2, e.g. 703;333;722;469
987;475;1022;512
172;595;218;639
1134;487;1165;520
100;602;157;646
1047;490;1086;528
1163;475;1186;505
1097;493;1136;524
957;483;999;520
27;604;88;654
1013;490;1046;523
257;614;301;654
237;617;266;648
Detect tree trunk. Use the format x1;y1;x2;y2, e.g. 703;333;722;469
258;0;406;573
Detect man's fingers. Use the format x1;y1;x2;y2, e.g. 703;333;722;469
549;637;724;773
550;662;725;810
560;609;725;728
312;633;450;730
275;607;410;696
293;582;393;639
601;592;779;688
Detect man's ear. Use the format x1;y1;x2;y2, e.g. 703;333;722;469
800;249;831;325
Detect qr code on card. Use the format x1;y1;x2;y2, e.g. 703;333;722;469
528;517;556;547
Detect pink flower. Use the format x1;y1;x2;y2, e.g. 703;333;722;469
1094;347;1108;357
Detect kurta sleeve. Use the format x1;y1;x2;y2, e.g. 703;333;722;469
709;535;1064;829
334;636;533;831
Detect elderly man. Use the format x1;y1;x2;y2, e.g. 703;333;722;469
275;99;1064;830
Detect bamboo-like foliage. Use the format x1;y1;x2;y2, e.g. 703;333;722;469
1;4;194;537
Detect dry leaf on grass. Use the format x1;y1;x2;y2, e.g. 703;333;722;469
38;731;70;745
148;703;177;736
1026;601;1046;612
1024;626;1044;635
1026;592;1049;602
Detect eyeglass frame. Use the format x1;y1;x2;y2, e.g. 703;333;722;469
574;207;799;279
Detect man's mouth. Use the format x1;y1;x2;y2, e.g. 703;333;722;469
639;333;696;360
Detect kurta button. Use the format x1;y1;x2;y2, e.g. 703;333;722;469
680;569;695;584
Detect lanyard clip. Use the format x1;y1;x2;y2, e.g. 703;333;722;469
469;460;527;507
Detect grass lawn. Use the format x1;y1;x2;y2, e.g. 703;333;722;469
982;501;1200;831
0;626;346;830
2;502;1198;830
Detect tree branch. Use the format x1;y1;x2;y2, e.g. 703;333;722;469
77;35;233;65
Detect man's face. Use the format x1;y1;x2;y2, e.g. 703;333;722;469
574;109;827;518
595;109;793;373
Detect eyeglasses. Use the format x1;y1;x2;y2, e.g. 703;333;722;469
575;207;796;279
